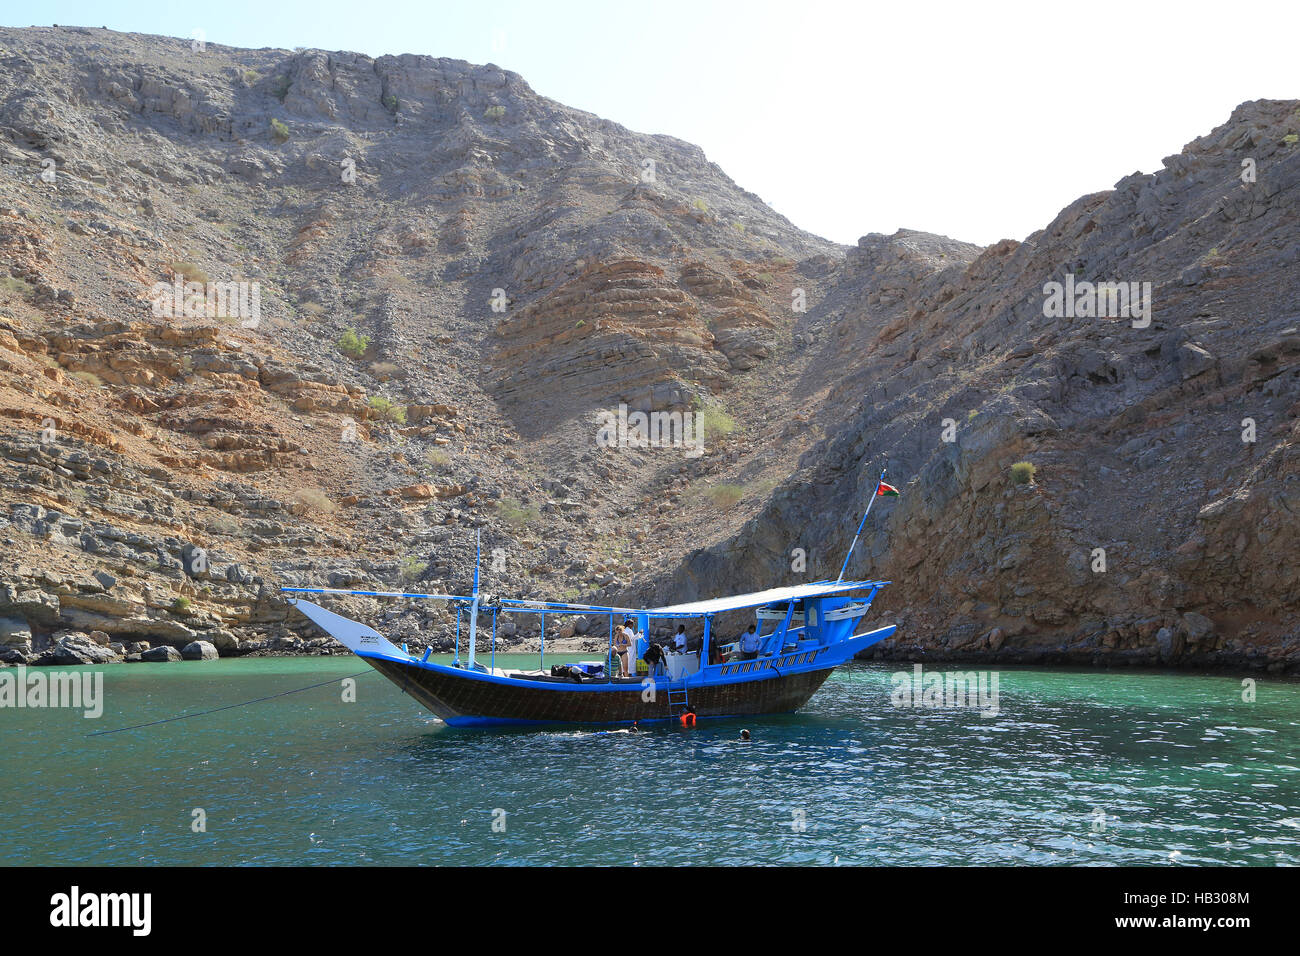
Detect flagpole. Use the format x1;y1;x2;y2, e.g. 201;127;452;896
837;467;887;583
467;529;481;668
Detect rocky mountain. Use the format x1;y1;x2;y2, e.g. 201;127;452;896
0;25;1295;671
664;102;1300;671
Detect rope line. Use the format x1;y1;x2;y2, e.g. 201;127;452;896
86;669;375;737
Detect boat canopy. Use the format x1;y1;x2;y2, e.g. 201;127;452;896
646;580;887;617
281;579;887;619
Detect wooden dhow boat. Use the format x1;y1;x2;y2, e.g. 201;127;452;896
284;471;901;728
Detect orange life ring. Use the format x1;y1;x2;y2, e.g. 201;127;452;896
680;712;696;728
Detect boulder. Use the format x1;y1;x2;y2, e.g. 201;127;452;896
1155;627;1184;662
181;640;219;661
181;543;209;579
224;564;252;585
51;631;121;665
207;629;240;652
1182;612;1215;643
390;483;434;500
0;647;31;665
7;589;59;624
1177;342;1216;380
141;645;182;662
0;615;32;649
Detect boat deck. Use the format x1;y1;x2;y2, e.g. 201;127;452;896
456;667;648;685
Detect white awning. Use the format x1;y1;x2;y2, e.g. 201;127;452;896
647;580;886;617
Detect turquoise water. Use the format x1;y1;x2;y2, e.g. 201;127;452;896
3;656;1298;865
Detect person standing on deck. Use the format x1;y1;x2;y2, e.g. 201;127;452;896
633;621;647;674
672;625;687;654
643;640;666;676
738;624;761;660
708;633;724;665
613;619;633;677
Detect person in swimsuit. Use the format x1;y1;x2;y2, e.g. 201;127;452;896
613;618;633;677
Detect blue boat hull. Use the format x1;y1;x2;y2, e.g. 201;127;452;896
368;656;835;726
361;625;897;727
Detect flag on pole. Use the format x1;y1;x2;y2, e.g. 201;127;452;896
876;482;900;497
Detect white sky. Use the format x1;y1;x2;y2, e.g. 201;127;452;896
20;0;1300;246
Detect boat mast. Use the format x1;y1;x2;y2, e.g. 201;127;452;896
837;466;887;584
466;530;482;669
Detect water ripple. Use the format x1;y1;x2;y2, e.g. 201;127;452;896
2;658;1298;865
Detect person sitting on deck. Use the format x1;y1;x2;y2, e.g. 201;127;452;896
738;624;761;660
613;619;633;677
672;625;687;654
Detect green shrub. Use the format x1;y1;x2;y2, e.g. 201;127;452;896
496;497;541;527
1010;461;1037;485
0;276;34;299
168;261;210;284
703;484;744;511
290;488;336;514
336;327;370;359
426;448;451;469
207;515;239;534
382;93;398;112
368;396;406;424
269;118;290;143
171;596;191;614
696;403;736;441
483;105;506;122
270;75;291;101
400;556;427;582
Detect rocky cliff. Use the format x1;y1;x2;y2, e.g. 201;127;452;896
0;26;1295;670
663;101;1300;671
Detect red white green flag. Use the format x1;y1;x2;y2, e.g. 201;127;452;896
876;482;900;497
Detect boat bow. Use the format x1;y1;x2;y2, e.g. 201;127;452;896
287;598;408;663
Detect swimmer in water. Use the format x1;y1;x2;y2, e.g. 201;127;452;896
739;729;750;741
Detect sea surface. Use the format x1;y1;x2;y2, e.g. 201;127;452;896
3;656;1298;866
